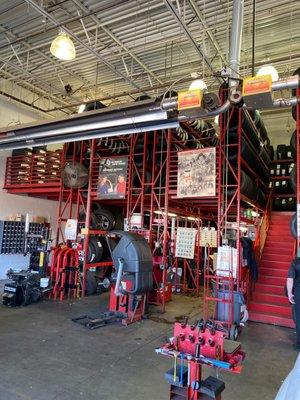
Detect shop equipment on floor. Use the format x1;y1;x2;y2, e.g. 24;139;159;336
156;318;245;399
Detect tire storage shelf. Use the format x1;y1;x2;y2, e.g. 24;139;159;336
204;101;271;337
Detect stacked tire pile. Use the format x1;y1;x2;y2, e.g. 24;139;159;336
175;119;218;149
227;109;271;208
97;137;129;155
83;205;122;295
85;235;117;295
289;66;299;238
271;140;295;212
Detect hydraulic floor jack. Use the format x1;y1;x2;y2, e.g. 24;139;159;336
156;319;245;399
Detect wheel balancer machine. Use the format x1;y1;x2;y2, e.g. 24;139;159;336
108;231;153;325
156;318;245;399
73;231;153;328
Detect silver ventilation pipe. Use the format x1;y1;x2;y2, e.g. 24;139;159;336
0;120;179;151
229;0;244;84
0;102;167;146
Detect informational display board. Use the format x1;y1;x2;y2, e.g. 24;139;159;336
216;246;237;278
175;228;197;259
65;219;78;240
97;156;128;199
177;147;216;198
200;227;217;248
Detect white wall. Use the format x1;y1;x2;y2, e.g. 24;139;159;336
0;98;59;278
262;110;295;149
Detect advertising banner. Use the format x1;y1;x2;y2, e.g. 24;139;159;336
97;156;128;199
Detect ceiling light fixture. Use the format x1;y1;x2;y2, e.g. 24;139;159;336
189;79;207;91
50;30;76;61
256;65;279;82
78;104;86;113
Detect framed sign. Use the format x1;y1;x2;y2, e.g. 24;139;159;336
177;147;216;198
97;156;128;199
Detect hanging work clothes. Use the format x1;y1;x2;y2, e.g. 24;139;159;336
240;237;258;281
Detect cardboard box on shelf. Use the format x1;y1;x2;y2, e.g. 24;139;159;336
33;216;47;224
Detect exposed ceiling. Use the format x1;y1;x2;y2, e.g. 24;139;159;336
0;0;299;117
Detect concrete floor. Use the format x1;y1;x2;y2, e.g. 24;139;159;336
0;290;297;400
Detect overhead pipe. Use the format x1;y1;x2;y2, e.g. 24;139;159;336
0;120;179;151
0;101;166;145
162;76;300;111
229;0;244;83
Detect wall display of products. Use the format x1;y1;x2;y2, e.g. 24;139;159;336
0;221;50;254
175;228;197;259
97;156;128;199
177;147;216;198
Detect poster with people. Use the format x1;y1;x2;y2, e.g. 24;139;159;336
177;147;216;198
97;156;128;199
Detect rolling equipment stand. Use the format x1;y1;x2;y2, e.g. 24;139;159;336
156;319;245;399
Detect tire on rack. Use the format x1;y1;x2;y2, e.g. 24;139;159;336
290;212;297;239
292;67;300;97
276;144;287;160
292;106;297;121
290;165;296;193
86;270;97;295
132;170;152;193
93;206;116;231
290;130;296;159
88;236;104;263
267;145;274;161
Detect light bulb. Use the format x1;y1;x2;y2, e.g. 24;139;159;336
50;31;76;61
78;104;86;113
256;65;279;82
189;79;207;91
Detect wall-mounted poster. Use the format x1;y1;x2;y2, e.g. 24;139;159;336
177;147;216;198
97;156;128;199
175;227;197;259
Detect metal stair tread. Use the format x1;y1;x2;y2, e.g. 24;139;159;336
249;299;291;309
248;311;294;328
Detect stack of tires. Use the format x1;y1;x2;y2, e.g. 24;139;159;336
226;109;270;208
271;137;296;212
81;204;123;231
85;235;116;295
83;204;122;296
289;67;299;237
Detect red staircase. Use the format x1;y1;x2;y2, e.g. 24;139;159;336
249;212;295;328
